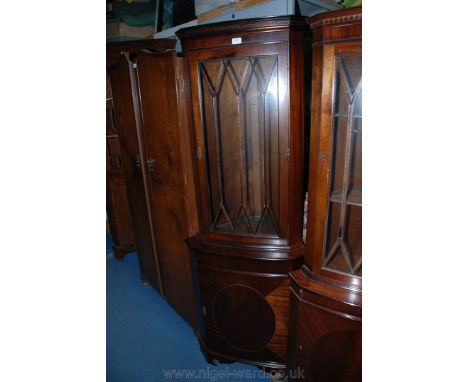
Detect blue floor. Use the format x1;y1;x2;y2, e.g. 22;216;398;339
107;246;273;381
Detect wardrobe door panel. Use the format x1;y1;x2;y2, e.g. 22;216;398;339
108;56;161;291
136;51;197;327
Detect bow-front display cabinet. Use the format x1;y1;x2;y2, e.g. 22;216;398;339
287;7;362;382
177;17;308;369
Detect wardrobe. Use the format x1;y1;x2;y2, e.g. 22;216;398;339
176;16;308;369
106;39;199;328
287;7;362;381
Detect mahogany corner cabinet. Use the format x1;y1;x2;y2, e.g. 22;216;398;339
287;7;362;382
177;16;309;369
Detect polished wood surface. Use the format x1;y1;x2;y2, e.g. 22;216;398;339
287;7;362;381
135;47;198;328
106;78;135;258
108;53;161;289
288;268;361;382
177;16;308;368
107;40;199;328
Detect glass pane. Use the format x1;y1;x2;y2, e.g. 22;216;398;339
323;55;362;276
199;55;280;236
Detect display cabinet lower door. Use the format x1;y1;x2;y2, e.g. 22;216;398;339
287;285;362;381
194;251;301;369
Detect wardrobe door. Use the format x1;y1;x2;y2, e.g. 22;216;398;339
135;50;197;327
108;55;162;292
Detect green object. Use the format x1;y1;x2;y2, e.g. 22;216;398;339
341;0;361;7
162;0;174;30
121;12;156;27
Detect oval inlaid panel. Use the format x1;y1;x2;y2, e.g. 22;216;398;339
213;284;275;352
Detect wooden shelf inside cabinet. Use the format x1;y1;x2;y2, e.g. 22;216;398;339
329;188;362;207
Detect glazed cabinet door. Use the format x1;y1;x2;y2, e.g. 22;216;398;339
309;41;362;284
287;289;361;382
324;47;362;277
188;44;291;244
134;51;197;327
108;56;162;292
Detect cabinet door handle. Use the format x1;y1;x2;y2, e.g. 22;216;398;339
147;158;155;173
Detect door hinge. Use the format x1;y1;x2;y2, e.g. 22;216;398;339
202;306;206;316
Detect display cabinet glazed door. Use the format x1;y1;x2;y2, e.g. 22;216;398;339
134;50;198;327
198;53;283;239
323;48;362;277
188;43;299;247
307;40;362;286
108;56;162;292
